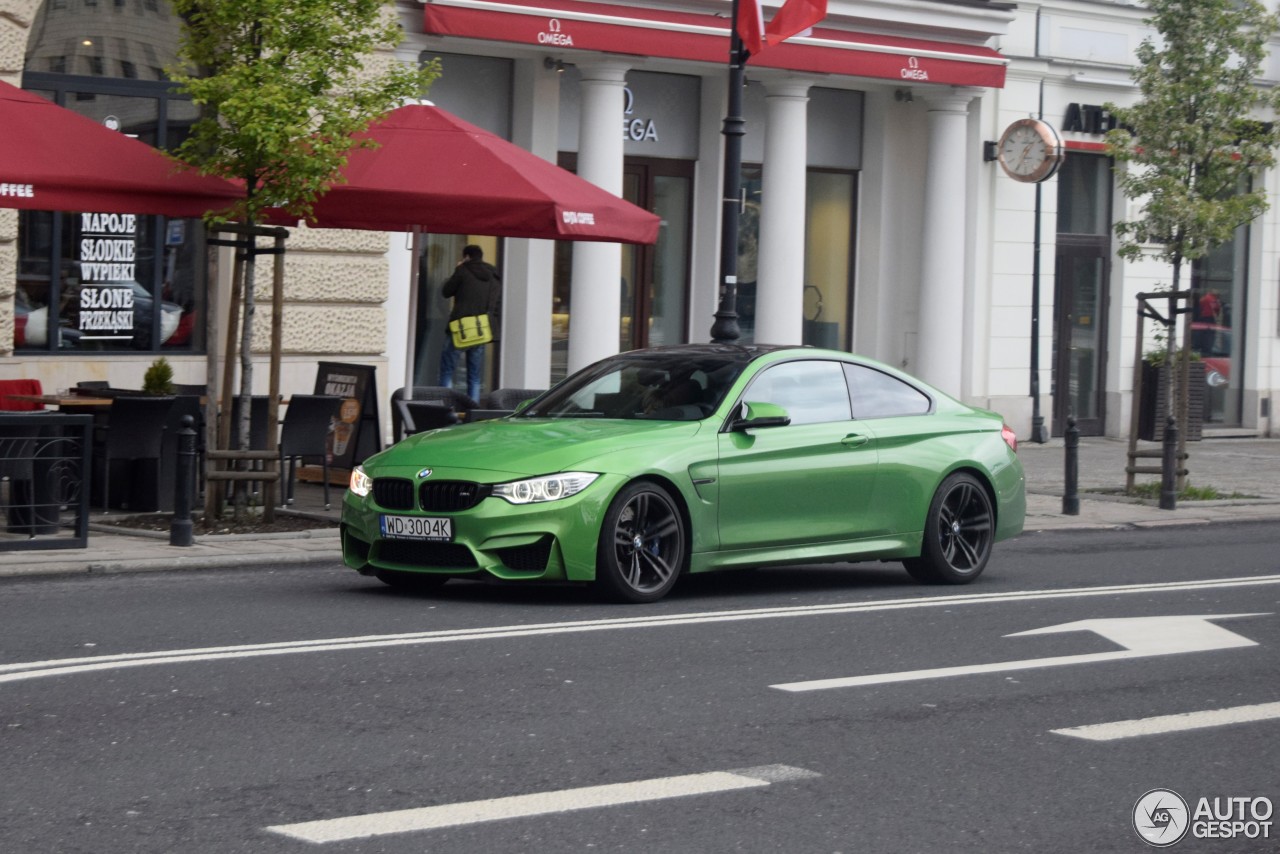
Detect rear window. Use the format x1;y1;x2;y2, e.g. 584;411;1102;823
843;363;931;418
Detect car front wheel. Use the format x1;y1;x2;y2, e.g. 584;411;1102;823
903;472;994;584
595;482;687;603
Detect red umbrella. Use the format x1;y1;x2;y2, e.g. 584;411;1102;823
271;103;660;244
0;80;241;217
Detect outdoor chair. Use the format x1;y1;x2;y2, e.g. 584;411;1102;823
0;379;44;411
482;387;547;411
394;398;460;437
390;386;476;442
278;394;343;510
97;396;176;512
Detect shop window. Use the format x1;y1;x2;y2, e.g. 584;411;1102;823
1192;223;1248;426
17;0;206;355
736;165;856;348
804;170;856;350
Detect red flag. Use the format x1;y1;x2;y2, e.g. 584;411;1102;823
764;0;827;47
736;0;765;54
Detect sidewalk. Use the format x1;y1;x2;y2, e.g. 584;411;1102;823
2;436;1278;579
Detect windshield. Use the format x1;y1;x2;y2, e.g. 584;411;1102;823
520;352;749;421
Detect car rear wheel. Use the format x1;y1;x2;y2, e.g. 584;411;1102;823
375;569;449;591
903;472;993;584
595;482;687;603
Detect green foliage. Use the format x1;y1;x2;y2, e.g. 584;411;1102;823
1104;0;1280;270
1124;481;1250;501
142;357;176;395
169;0;440;224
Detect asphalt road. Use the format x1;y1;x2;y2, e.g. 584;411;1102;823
2;522;1278;853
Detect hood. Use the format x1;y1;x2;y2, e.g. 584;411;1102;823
462;260;496;281
367;418;705;479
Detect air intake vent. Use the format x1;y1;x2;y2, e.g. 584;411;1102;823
376;541;477;569
495;537;554;572
372;478;415;511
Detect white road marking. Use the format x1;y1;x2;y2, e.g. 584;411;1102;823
770;614;1267;692
2;575;1278;685
266;765;819;844
1051;701;1280;741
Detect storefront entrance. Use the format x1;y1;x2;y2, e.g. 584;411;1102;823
1053;237;1108;436
1053;153;1112;436
553;156;693;381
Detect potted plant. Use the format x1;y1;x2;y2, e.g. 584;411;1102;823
142;357;176;396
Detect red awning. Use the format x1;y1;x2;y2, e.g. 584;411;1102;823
422;0;1007;88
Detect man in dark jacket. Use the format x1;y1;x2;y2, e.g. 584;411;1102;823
439;244;501;402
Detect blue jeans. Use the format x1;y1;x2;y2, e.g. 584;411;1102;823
439;338;484;403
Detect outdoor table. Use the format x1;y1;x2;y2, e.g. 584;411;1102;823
4;394;112;408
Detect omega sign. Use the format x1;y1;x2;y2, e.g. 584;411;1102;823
901;56;928;81
539;18;574;46
623;87;658;143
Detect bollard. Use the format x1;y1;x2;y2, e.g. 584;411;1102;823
1159;415;1179;511
1062;416;1079;516
170;414;196;547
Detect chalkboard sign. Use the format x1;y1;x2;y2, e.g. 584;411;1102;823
313;361;381;471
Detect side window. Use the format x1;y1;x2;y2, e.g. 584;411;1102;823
744;360;851;425
844;363;932;418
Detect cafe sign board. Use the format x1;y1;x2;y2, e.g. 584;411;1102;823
77;212;138;340
312;362;382;473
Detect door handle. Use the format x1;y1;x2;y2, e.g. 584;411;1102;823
841;433;870;448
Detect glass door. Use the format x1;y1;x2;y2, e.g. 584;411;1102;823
1053;238;1108;435
553;156;693;380
1054;154;1112;437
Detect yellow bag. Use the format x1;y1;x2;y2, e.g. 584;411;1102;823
449;314;492;349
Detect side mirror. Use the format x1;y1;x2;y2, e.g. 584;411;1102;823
730;401;791;431
514;398;533;413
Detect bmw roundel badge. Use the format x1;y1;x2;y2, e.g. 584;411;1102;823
418;468;433;479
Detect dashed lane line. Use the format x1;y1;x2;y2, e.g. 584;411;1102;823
266;765;820;843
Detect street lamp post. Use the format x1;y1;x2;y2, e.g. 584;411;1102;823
710;3;747;344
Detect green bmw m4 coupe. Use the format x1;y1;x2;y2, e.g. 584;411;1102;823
341;344;1025;603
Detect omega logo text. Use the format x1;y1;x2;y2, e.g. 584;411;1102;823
900;56;929;81
538;18;574;46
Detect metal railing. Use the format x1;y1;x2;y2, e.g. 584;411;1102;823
0;413;93;550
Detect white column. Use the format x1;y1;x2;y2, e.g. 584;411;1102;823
917;89;977;397
755;79;811;345
568;62;628;373
502;57;561;389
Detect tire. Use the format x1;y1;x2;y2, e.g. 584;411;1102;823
903;472;994;585
595;482;687;603
375;569;449;591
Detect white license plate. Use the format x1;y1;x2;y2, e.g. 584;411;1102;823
380;515;453;541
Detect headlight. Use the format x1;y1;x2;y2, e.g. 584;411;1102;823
492;472;599;505
349;465;372;497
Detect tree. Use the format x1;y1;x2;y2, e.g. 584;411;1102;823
168;0;438;512
1105;0;1280;497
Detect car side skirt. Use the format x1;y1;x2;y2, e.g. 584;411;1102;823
688;532;922;574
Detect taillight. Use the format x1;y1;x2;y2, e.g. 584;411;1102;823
1001;423;1018;453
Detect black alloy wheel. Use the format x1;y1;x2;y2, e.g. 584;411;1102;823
595;481;687;603
903;471;994;584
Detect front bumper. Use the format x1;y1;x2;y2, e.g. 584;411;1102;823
340;468;626;583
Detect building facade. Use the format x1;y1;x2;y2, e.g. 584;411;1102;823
2;0;1277;443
